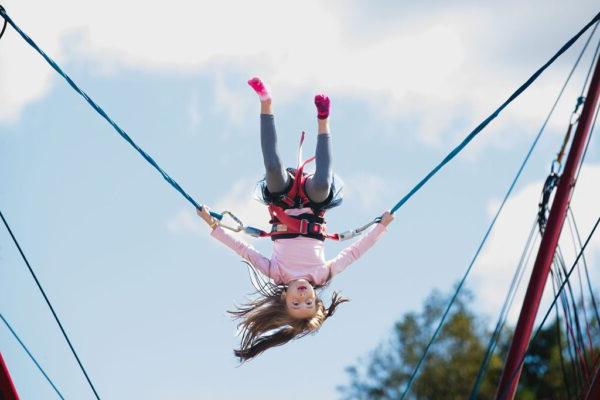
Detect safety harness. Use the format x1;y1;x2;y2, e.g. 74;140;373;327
262;131;340;241
217;132;379;241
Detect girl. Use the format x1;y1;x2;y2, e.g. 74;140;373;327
198;77;393;361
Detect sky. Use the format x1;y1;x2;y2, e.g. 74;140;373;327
1;1;599;399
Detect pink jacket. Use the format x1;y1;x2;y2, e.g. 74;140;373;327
210;223;387;285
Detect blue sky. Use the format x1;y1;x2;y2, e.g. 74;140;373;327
1;1;600;399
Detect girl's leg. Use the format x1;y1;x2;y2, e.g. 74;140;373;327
249;78;289;193
305;95;333;203
261;113;289;193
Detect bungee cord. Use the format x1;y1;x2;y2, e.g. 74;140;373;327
551;275;577;399
0;6;6;40
399;18;600;400
1;3;599;397
0;6;225;222
0;313;65;399
0;6;598;238
389;11;600;216
569;209;600;329
0;210;101;400
496;216;600;400
493;60;599;396
469;217;540;399
554;249;590;388
469;30;600;400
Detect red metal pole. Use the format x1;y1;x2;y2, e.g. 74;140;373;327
495;55;600;400
585;368;600;400
0;352;20;400
584;366;600;400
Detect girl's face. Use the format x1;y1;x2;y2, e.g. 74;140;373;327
284;279;317;319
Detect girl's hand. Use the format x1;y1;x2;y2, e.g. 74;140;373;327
379;211;394;227
197;206;218;230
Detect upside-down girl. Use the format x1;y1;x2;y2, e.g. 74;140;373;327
198;77;393;361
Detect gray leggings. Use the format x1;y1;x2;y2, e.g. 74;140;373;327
260;114;332;203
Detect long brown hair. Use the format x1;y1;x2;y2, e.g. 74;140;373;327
229;261;348;362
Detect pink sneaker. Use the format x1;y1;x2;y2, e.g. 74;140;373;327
247;77;271;101
314;94;330;119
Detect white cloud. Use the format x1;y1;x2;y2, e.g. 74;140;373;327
1;0;597;150
165;177;269;239
166;208;204;235
0;17;56;122
472;163;600;325
187;93;203;133
211;73;253;128
212;177;271;236
343;173;388;210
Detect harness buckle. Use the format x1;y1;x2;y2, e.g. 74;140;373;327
273;224;288;232
307;221;324;235
313;222;323;234
299;219;309;235
295;219;325;235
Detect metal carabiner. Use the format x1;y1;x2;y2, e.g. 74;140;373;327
218;211;244;232
338;217;380;241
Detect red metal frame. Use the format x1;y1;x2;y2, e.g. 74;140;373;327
584;365;600;400
0;352;20;400
495;55;600;400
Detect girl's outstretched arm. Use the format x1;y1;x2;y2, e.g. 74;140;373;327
327;211;394;277
197;207;274;278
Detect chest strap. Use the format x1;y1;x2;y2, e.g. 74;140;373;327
267;205;339;241
256;131;341;241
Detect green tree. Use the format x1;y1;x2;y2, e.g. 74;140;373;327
338;287;598;399
518;320;571;400
339;288;504;400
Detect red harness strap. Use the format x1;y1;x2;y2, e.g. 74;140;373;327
267;160;339;240
262;131;340;240
280;159;314;208
267;204;340;240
